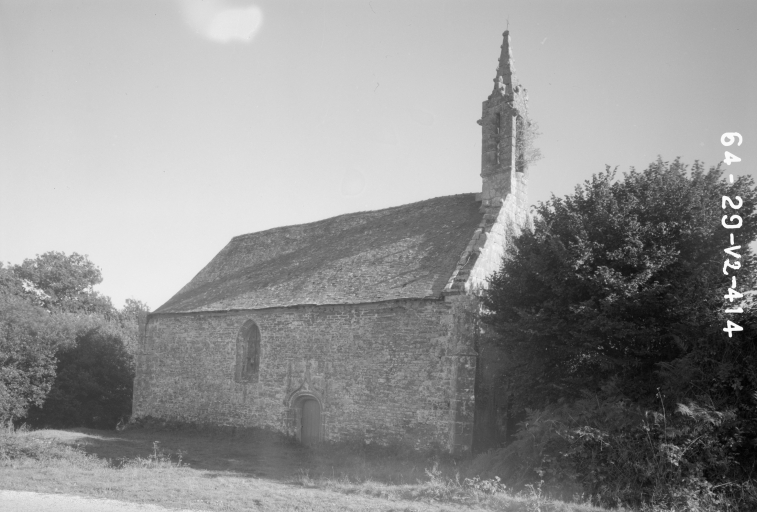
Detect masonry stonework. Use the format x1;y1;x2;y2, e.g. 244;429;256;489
135;298;477;451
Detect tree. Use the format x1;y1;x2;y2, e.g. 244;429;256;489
0;265;61;424
2;252;147;427
12;251;114;315
27;329;134;430
483;158;757;410
118;298;150;356
480;158;757;508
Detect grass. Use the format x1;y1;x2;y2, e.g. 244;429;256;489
0;424;611;512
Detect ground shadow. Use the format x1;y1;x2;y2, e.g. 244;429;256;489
44;427;316;481
32;426;450;487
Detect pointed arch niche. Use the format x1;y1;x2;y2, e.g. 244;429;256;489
234;320;261;383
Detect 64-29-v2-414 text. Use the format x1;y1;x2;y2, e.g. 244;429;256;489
721;131;746;337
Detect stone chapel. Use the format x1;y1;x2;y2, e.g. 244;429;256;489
133;31;531;453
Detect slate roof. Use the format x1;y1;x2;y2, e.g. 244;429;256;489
155;193;483;314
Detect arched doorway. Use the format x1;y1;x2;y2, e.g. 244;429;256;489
301;398;321;447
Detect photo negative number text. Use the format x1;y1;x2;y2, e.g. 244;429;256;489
721;132;744;337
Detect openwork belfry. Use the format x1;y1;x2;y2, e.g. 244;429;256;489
133;30;532;453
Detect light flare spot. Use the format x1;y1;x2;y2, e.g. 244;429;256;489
180;1;263;43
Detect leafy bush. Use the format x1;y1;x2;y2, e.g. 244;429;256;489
0;267;61;424
27;329;134;430
2;253;148;426
479;159;757;511
471;390;757;511
483;159;757;410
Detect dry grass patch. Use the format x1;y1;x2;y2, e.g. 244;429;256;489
1;425;610;512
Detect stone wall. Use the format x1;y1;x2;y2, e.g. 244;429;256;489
133;298;475;452
466;190;528;292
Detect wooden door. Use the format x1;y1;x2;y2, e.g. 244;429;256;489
301;399;320;446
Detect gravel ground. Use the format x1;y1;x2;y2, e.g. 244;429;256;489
0;490;207;512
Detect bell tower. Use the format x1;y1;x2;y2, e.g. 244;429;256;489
444;29;534;297
478;30;528;211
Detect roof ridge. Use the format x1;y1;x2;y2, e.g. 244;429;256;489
230;192;478;242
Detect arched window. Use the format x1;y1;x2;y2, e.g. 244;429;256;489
235;320;260;383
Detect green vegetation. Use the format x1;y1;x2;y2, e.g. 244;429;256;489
0;425;608;512
4;160;756;510
26;330;135;429
512;80;542;173
0;251;146;428
0;279;58;423
481;159;757;511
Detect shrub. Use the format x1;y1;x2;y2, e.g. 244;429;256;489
478;159;757;510
0;281;60;424
27;329;134;430
475;392;757;511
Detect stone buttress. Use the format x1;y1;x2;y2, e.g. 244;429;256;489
442;30;532;451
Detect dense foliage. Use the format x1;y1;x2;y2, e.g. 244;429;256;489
481;159;757;510
0;266;60;423
12;251;111;314
0;252;146;428
27;329;135;429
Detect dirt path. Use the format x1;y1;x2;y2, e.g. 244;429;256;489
0;490;205;512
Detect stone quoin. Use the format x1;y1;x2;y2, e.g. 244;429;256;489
133;30;532;453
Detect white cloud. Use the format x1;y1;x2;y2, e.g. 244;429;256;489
180;1;263;43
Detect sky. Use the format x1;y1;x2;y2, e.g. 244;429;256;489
1;0;755;310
